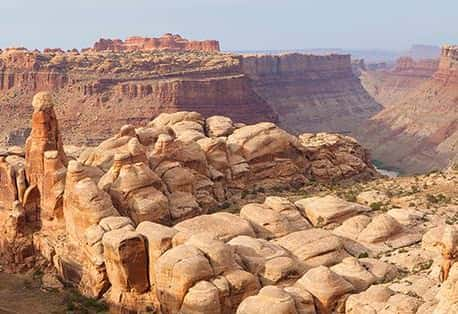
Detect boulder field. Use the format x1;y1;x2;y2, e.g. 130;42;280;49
0;92;380;312
0;92;456;313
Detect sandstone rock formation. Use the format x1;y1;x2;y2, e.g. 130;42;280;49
3;92;455;313
92;34;220;52
0;93;384;312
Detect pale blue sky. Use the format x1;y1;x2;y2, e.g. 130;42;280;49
0;0;455;51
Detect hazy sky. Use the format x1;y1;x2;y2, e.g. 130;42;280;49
1;0;456;51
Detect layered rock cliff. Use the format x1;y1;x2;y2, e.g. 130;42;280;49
0;48;274;145
241;53;382;135
92;33;220;52
433;45;458;83
360;56;439;107
358;45;458;173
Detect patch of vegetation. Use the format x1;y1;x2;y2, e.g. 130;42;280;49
32;269;44;280
412;259;433;273
316;216;325;227
406;290;420;299
370;202;383;211
64;289;108;314
338;190;358;202
426;193;450;204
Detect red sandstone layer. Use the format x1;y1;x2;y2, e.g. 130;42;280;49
433;45;458;83
92;33;220;52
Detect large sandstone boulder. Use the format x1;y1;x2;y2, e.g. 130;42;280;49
240;203;294;239
273;229;349;269
98;150;170;224
296;266;353;313
229;235;303;285
197;137;231;176
334;213;422;254
299;133;377;181
347;285;423;313
330;257;377;292
168;191;203;223
226;122;308;187
295;195;369;227
136;221;177;287
181;280;222;314
63;161;119;243
205;115;235;137
185;233;241;275
283;286;316;314
227;122;304;162
236;286;298;314
149;111;205;142
240;198;310;239
80;125;144;171
102;229;149;294
222;269;261;312
263;196;311;231
345;285;395;313
173;212;256;244
154;244;214;313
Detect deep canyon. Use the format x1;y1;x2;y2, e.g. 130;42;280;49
0;35;456;174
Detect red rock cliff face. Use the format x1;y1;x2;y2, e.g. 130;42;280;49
241;53;381;136
0;49;274;145
93;34;220;52
433;45;458;83
0;49;68;92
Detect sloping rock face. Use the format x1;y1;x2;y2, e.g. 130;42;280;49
358;45;458;173
0;93;381;312
241;53;382;136
92;33;220;52
360;56;439;107
0;47;275;145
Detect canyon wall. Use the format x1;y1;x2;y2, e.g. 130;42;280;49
0;48;274;145
360;56;439;107
241;53;382;135
358;45;458;173
433;45;458;83
92;33;220;52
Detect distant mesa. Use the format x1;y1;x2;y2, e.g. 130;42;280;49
393;56;439;78
91;33;221;52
